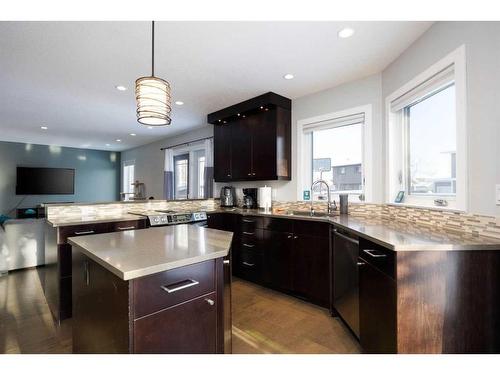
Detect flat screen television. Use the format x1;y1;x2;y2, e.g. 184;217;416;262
16;167;75;195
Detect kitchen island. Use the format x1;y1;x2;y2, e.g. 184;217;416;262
68;224;233;354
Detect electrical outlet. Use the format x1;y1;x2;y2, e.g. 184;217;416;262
496;185;500;205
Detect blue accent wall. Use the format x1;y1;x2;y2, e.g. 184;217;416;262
0;141;121;215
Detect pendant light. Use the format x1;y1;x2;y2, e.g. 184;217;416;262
135;21;172;126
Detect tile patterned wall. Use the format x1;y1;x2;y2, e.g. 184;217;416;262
47;199;500;240
272;201;500;240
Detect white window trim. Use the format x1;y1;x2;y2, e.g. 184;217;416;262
296;104;373;202
385;45;467;211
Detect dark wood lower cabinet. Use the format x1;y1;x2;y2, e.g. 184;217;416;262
134;292;217;354
262;230;293;291
358;259;397;354
72;251;229;354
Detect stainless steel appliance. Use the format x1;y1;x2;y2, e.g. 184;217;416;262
332;227;360;338
242;188;258;209
128;209;207;227
220;186;236;207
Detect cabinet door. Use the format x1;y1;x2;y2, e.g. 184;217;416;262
292;234;330;307
134;292;218;354
214;123;232;181
262;230;293;291
359;259;397;353
230;117;253;180
250;110;276;179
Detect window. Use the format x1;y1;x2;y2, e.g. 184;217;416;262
168;139;212;200
406;84;456;196
122;160;135;200
298;107;372;202
174;154;189;199
386;45;467;210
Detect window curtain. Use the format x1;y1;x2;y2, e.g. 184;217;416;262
163;148;174;200
203;138;214;198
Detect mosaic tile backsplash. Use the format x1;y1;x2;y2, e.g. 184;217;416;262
47;199;500;240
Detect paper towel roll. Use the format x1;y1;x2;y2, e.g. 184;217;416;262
258;186;272;209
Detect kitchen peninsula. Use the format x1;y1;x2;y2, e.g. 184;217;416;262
69;224;233;354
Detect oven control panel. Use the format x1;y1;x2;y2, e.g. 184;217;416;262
148;211;207;226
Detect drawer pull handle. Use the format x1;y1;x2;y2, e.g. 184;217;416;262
242;243;255;248
287;235;293;239
363;249;387;258
294;235;299;240
242;261;255;267
205;298;215;306
242;231;255;235
161;279;199;293
117;226;135;230
242;219;255;223
357;261;366;266
223;259;230;265
74;230;95;235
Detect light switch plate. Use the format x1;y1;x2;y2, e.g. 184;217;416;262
496;185;500;205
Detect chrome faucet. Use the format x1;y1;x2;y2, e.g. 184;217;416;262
310;179;336;215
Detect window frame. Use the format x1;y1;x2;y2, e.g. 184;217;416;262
170;140;210;200
122;159;135;201
296;104;373;202
385;45;467;211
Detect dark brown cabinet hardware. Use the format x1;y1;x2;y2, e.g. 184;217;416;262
161;279;200;293
208;92;291;182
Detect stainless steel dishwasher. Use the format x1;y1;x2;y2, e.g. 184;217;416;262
332;227;360;338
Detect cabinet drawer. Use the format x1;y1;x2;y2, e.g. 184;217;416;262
262;217;293;232
58;223;110;244
239;216;263;233
238;248;262;282
110;219;146;232
132;260;216;318
292;220;330;238
134;292;217;354
358;239;395;279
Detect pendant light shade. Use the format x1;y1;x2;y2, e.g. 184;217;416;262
135;76;172;126
135;21;172;126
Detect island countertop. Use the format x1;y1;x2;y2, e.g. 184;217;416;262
68;225;233;280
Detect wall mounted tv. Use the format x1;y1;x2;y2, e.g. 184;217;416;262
16;167;75;195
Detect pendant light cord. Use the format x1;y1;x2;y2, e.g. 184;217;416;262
151;20;155;77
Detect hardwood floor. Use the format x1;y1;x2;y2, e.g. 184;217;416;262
0;268;360;354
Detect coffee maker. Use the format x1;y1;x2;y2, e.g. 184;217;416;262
220;186;236;207
242;188;258;209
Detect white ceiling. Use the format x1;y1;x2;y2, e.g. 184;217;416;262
0;21;433;151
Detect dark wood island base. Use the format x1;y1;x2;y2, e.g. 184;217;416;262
72;252;230;354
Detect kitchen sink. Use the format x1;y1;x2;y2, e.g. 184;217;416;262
287;210;338;218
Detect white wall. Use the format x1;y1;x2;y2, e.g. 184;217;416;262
382;21;500;216
121;21;500;216
121;126;213;199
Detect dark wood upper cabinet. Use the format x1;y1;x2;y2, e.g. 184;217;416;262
208;92;291;182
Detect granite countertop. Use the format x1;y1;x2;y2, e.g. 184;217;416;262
47;213;145;227
214;207;500;251
68;225;233;280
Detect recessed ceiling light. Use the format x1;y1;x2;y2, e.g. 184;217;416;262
175;101;184;106
338;27;355;39
115;85;127;91
41;126;48;130
129;133;136;136
283;74;294;80
116;139;121;142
